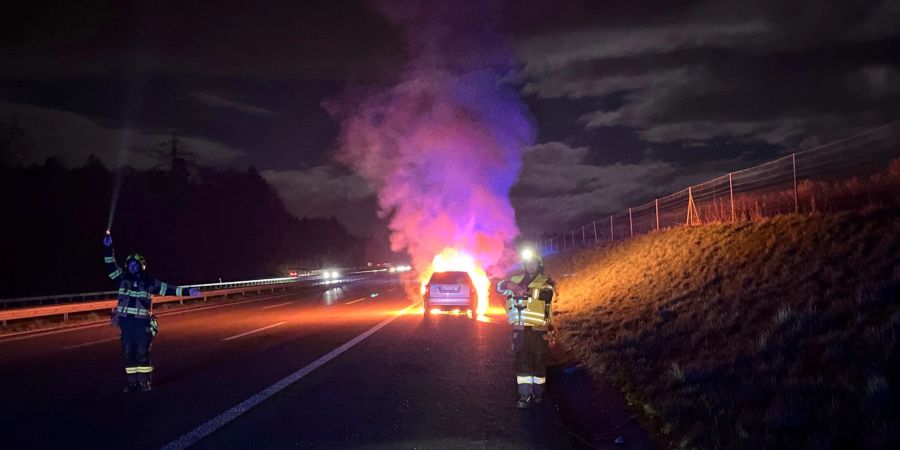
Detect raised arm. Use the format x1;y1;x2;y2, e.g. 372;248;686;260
103;233;123;281
151;279;201;297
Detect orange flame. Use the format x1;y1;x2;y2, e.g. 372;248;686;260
419;248;490;316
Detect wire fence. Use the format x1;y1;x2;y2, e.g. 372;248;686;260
541;121;900;253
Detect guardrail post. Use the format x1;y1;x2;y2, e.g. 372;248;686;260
63;312;69;321
792;153;799;213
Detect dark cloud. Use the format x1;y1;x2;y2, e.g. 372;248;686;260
1;0;405;80
261;165;376;236
0;100;245;168
511;141;756;234
3;0;897;238
509;0;899;233
189;92;275;117
517;0;900;151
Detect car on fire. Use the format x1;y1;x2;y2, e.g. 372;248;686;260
423;270;476;314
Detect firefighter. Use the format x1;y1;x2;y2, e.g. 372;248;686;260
103;232;200;393
497;247;555;408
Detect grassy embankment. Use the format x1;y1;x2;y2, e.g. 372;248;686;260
552;209;900;449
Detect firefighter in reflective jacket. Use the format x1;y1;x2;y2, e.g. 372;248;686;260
103;232;200;393
496;248;555;408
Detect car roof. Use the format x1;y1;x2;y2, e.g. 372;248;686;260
428;271;472;283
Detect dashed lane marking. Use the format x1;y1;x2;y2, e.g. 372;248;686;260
162;302;417;450
62;336;119;350
344;297;367;305
221;322;287;342
261;302;292;310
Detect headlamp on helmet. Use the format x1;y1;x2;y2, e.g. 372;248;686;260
519;247;543;272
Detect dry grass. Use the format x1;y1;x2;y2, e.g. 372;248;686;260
694;159;900;224
550;209;900;449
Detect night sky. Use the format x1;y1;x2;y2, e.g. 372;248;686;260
2;0;898;236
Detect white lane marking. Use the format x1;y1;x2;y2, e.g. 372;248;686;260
222;322;287;342
261;302;292;310
162;302;416;450
159;292;299;318
0;291;300;344
344;297;367;305
62;336;119;350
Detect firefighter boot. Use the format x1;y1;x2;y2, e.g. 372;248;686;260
123;371;139;393
138;372;152;392
517;383;533;409
533;382;545;404
531;384;544;405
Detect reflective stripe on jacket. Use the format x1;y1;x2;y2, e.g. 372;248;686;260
501;273;554;329
104;244;187;319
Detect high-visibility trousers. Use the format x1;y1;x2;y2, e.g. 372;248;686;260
119;317;154;383
512;327;548;397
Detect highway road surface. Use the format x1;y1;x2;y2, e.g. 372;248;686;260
0;274;583;449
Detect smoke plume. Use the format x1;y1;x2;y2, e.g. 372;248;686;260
331;0;534;274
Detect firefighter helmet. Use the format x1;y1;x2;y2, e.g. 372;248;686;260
520;248;543;272
126;253;147;271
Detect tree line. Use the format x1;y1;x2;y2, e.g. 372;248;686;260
0;155;364;297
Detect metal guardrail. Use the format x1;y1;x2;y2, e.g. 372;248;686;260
0;269;360;310
0;269;384;326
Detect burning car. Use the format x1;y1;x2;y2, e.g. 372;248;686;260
419;248;490;317
423;270;476;315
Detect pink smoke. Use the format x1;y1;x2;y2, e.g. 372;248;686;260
331;1;534;276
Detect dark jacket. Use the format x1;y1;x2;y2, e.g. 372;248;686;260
104;245;187;319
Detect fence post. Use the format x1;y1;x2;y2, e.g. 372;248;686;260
628;208;633;237
655;199;660;231
729;173;735;222
609;215;614;241
592;221;598;244
686;186;697;226
792;153;799;213
582;225;586;246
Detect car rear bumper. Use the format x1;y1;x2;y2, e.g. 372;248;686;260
424;297;474;307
